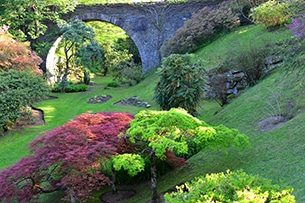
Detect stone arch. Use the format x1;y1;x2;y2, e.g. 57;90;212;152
43;1;227;78
71;12;157;74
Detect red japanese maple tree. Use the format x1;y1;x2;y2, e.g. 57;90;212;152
0;112;134;202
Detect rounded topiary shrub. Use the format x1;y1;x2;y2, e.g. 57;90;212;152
164;170;295;202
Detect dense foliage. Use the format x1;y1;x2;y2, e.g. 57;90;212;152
0;28;42;74
250;0;291;28
118;108;250;202
0;0;76;41
59;20;95;76
164;170;295;202
113;60;144;86
77;41;104;74
165;1;240;55
154;54;205;116
85;21;138;76
51;83;88;93
101;41;132;76
0;112;134;202
0;70;49;132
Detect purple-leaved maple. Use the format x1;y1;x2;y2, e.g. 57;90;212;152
0;112;134;202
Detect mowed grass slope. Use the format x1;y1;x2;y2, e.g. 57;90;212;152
127;25;305;202
1;24;305;202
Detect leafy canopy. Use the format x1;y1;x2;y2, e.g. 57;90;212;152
116;108;250;201
250;0;291;28
0;0;76;40
0;112;134;202
125;108;250;159
57;20;103;86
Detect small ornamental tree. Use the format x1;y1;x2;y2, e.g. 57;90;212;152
164;170;295;202
0;27;42;74
58;20;102;89
154;54;205;116
0;70;49;132
117;108;250;203
0;112;134;202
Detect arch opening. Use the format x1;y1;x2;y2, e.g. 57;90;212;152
45;20;142;84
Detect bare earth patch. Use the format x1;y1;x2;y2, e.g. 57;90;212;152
258;116;291;131
14;107;45;129
100;190;136;203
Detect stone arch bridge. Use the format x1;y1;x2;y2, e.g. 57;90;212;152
45;0;225;76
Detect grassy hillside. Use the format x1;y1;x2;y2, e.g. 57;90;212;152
1;24;305;202
126;25;305;202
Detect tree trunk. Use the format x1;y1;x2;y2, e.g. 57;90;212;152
103;66;108;76
111;167;117;194
70;190;76;203
150;154;159;203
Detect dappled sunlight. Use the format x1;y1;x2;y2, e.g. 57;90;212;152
41;106;56;123
238;29;248;35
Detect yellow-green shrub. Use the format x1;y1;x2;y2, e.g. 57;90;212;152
165;170;295;202
250;0;291;28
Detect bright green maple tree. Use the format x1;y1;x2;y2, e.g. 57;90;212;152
114;108;250;203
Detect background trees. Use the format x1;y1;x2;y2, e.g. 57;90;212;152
55;20;103;90
0;0;76;41
101;40;132;76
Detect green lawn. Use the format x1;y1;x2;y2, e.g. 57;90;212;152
1;24;305;202
0;73;159;170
